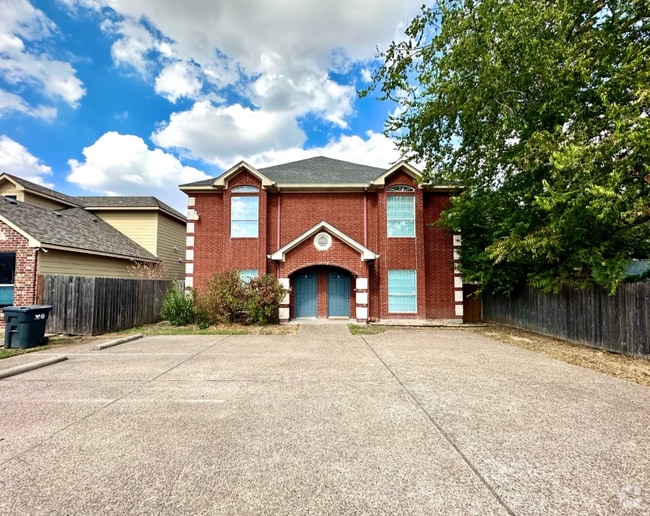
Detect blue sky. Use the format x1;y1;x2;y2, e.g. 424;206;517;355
0;0;420;212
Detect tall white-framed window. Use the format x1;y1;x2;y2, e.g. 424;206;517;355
387;186;415;237
231;186;259;237
388;269;417;313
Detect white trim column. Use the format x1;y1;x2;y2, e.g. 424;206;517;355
278;278;290;322
453;234;463;317
355;277;369;322
185;197;196;289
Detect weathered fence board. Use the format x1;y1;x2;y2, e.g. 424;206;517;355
483;283;650;357
39;275;177;335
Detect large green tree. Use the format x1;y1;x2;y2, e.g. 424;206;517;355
364;0;650;294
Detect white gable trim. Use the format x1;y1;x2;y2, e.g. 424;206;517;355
269;221;379;262
213;161;275;189
369;160;422;188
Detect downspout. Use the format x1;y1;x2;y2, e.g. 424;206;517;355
33;248;40;304
363;188;368;247
277;189;281;250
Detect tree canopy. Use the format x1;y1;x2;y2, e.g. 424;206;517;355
363;0;650;294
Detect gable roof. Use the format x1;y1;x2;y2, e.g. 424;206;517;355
0;173;83;208
269;221;379;262
76;196;185;223
180;156;390;191
179;155;459;193
258;156;385;185
0;197;158;261
0;173;185;222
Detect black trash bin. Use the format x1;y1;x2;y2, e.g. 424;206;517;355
3;305;54;349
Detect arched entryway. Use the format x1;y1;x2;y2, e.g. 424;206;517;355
291;266;352;319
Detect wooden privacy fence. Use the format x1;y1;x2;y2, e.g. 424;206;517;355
483;283;650;357
38;275;179;335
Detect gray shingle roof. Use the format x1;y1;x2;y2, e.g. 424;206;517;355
76;196;185;221
180;156;387;188
0;198;157;261
3;174;83;208
258;156;385;184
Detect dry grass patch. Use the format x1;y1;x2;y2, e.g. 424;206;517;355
469;324;650;388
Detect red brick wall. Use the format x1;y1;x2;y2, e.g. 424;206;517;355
423;192;456;319
190;172;268;290
188;166;459;321
0;222;38;329
273;192;366;245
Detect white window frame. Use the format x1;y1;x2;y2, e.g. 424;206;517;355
387;195;415;238
231;195;259;238
387;270;417;313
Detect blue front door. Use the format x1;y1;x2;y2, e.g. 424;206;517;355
328;272;350;317
295;271;317;317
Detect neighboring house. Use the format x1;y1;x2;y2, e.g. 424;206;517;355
76;197;186;280
0;173;186;316
180;156;462;323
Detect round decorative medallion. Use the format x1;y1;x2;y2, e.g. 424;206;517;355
313;232;332;251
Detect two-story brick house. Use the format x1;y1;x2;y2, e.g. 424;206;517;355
180;156;462;323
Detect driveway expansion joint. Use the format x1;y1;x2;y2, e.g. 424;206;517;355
360;335;517;516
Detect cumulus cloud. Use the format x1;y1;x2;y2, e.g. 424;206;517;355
155;61;202;102
248;131;402;169
59;0;419;160
0;0;85;108
67;131;210;211
0;135;53;184
152;101;305;167
0;89;57;120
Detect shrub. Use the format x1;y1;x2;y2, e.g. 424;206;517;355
244;274;286;324
160;285;196;326
198;270;247;324
198;270;286;325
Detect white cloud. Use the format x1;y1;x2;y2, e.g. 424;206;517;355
248;131;402;169
0;0;85;108
0;89;57;119
155;61;202;102
100;17;160;75
152;101;305;167
252;56;355;127
67;131;210;211
0;135;53;184
60;0;420;137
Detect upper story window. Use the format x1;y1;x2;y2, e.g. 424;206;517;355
231;190;259;238
387;186;415;237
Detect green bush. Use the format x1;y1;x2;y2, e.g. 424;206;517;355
199;270;247;323
244;274;286;324
198;270;286;325
160;286;196;326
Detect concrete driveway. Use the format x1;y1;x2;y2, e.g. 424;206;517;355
1;324;649;515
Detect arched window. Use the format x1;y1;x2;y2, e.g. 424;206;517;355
387;185;415;192
231;185;259;193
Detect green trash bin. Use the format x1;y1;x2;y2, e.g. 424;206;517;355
3;305;54;349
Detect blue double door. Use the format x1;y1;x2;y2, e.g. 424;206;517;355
294;269;350;318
